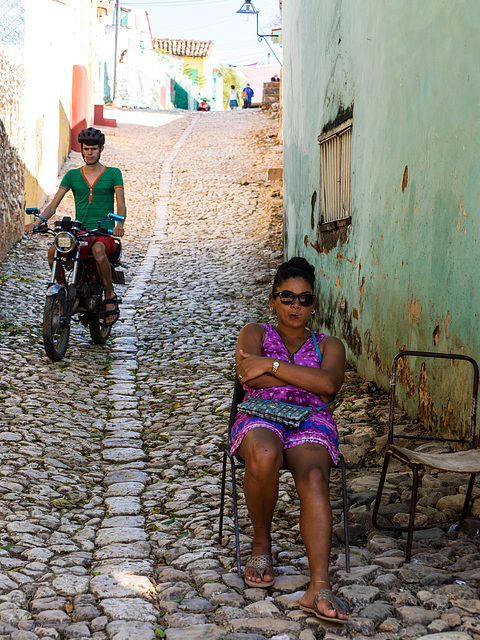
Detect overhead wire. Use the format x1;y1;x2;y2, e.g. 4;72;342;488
122;0;281;66
123;0;230;5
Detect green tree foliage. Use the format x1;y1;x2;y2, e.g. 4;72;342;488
221;64;244;108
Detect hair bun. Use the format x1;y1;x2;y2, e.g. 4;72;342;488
281;257;315;281
273;256;316;291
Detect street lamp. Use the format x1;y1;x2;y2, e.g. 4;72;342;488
236;1;282;66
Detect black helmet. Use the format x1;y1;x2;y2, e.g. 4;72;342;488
78;127;105;146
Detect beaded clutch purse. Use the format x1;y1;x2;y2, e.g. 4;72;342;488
237;398;312;429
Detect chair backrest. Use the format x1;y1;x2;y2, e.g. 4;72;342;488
389;350;479;449
228;377;246;438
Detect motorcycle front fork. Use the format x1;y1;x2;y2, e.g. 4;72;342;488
49;249;79;322
50;248;79;285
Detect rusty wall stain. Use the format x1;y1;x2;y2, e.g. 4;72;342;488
440;399;454;432
370;239;380;267
402;165;408;192
373;347;383;374
359;276;365;295
456;197;467;234
444;310;451;337
304;234;309;246
352;308;358;320
407;296;421;323
447;357;474;441
359;275;365;313
319;267;329;279
363;330;383;374
433;321;440;345
335;275;342;290
396;349;415;399
417;362;437;423
336;252;353;264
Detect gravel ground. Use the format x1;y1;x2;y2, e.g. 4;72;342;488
0;108;478;640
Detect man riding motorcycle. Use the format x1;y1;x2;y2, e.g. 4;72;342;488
25;127;126;325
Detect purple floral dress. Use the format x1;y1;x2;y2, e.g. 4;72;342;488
230;324;340;464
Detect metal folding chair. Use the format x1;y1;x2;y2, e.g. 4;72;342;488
372;350;480;562
218;377;351;576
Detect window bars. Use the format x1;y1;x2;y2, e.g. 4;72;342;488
318;118;352;228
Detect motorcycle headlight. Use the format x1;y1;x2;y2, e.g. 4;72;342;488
54;231;77;253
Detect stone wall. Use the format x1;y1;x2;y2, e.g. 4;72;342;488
262;81;280;106
0;47;25;262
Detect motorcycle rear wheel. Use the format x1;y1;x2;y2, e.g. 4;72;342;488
43;291;70;361
89;317;112;344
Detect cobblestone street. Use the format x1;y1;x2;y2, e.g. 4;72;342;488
0;109;479;640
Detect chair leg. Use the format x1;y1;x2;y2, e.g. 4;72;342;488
456;473;476;531
218;449;228;545
230;456;242;577
338;456;350;572
405;465;419;563
372;450;392;530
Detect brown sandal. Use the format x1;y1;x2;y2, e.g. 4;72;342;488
244;554;275;588
301;589;349;624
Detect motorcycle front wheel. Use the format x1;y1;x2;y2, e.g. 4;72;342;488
43;291;70;361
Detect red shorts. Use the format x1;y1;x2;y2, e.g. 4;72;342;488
79;233;119;261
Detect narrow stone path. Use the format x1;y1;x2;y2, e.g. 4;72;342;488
0;109;478;640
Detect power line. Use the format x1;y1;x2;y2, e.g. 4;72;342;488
123;0;228;5
152;15;234;34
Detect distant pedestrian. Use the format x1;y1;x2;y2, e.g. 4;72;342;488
228;85;239;110
242;83;254;108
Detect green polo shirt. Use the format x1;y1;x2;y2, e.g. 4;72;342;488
59;166;124;230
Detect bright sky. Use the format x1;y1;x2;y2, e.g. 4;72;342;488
121;0;282;67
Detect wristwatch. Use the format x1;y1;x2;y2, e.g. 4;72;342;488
271;360;280;375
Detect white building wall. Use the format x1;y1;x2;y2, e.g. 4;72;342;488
24;0;95;202
96;5;179;109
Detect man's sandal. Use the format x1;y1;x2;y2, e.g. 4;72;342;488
301;589;349;625
101;295;120;327
244;554;275;588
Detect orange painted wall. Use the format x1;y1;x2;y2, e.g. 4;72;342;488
71;65;94;152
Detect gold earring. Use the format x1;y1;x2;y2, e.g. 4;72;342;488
311;308;316;315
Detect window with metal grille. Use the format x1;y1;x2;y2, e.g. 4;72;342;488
318;118;352;229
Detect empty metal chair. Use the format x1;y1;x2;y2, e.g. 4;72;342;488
372;350;479;562
218;377;350;576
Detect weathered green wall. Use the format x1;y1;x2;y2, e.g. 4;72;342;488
0;1;25;261
283;0;480;436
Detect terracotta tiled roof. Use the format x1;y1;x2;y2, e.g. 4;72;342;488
153;39;214;58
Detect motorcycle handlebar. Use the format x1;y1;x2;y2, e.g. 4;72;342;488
29;223;113;238
31;224;52;234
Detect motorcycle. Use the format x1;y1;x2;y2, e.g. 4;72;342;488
27;209;126;362
197;98;211;112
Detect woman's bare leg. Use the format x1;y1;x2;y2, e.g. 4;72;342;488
285;443;347;621
237;427;284;584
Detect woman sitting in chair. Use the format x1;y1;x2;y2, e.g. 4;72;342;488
231;256;348;624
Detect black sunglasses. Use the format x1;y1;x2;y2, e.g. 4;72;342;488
273;290;316;307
